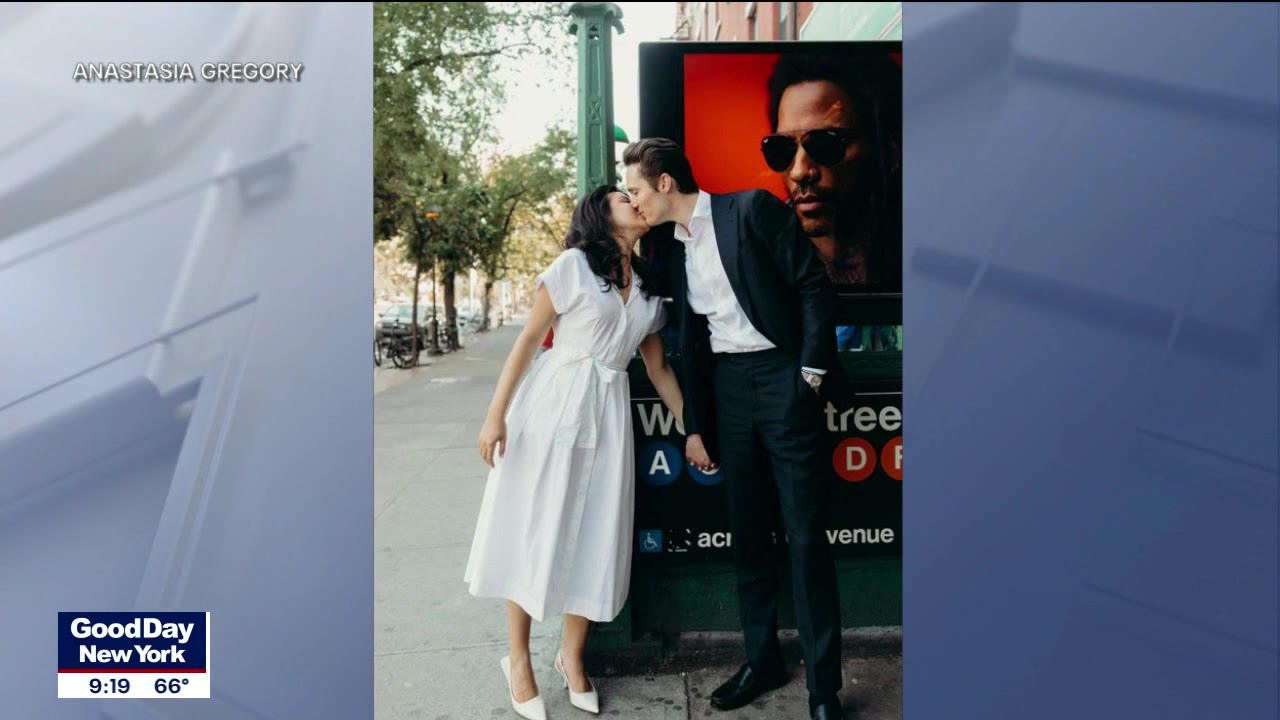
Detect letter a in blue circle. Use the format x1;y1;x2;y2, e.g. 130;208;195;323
639;441;681;487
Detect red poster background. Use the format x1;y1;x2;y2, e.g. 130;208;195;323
683;53;786;201
682;51;903;201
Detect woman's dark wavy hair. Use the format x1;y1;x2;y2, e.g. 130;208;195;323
564;185;657;300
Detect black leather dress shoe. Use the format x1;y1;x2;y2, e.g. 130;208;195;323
709;663;788;710
810;699;843;719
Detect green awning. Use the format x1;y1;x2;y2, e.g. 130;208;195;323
614;125;630;143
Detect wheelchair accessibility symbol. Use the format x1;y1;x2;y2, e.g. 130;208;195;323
639;529;663;553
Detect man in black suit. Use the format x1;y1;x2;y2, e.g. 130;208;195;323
623;138;845;720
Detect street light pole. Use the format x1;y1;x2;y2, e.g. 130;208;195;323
469;268;476;316
421;206;444;357
568;2;625;200
428;258;443;356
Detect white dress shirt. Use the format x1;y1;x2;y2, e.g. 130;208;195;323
673;191;825;377
673;191;776;354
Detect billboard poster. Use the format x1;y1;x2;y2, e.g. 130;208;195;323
636;41;903;559
639;41;902;293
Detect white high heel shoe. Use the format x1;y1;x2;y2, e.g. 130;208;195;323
554;651;600;714
501;656;547;720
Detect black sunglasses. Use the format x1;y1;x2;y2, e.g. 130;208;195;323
760;128;856;172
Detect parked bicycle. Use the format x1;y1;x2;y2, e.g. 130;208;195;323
439;323;460;353
378;321;420;369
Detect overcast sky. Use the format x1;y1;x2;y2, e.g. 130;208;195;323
490;2;676;156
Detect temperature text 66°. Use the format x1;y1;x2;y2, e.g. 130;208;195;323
155;678;191;694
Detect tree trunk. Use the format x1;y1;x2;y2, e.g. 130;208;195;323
444;270;461;350
481;280;494;332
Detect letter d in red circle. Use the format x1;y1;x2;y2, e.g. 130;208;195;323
834;438;876;482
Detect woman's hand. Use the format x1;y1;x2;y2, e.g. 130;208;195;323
685;433;717;472
478;416;507;468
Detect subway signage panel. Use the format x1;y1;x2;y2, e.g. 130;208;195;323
631;385;901;559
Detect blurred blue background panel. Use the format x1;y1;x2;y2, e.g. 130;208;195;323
904;3;1277;719
0;3;371;719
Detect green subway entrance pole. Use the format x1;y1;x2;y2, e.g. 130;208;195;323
568;2;624;200
568;3;639;651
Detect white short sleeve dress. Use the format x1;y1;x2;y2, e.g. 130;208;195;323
464;248;668;622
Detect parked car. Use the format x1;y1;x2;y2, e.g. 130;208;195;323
457;311;483;331
376;304;430;348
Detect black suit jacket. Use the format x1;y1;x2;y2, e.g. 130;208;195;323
647;189;849;462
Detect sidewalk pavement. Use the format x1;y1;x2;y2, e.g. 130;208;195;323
373;323;484;396
375;322;902;720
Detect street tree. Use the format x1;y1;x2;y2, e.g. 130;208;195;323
474;126;576;331
374;1;568;350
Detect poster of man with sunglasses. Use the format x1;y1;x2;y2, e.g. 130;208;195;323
764;52;902;294
765;50;902;354
650;43;902;349
652;45;901;292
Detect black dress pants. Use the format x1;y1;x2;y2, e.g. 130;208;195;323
712;347;842;704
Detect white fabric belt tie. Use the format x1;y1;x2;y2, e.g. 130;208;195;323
507;346;627;450
552;347;626;449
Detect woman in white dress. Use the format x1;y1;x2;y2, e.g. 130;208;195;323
465;186;716;719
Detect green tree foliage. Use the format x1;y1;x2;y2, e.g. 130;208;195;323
374;2;567;243
374;2;571;342
473;126;576;328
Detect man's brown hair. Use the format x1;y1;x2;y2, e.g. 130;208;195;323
622;138;699;194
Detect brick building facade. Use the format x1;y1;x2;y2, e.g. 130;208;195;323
674;2;900;42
